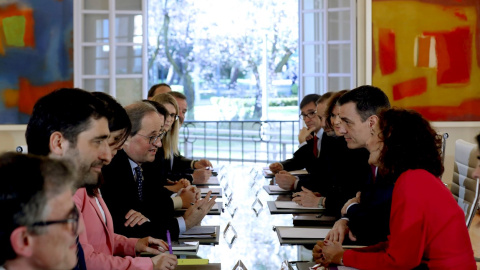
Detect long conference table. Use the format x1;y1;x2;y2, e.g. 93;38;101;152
186;164;325;270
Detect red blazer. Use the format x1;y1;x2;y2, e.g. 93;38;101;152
344;169;476;270
74;188;153;270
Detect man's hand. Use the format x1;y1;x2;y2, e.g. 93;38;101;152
194;159;212;169
179;186;197;208
192;168;212;183
298;126;315;144
124;210;150;227
292;187;321;207
341;192;361;216
164;178;191;193
184;191;217;230
325;219;349;243
135;236;168;254
269;162;283;174
151;253;177;270
275;171;296;191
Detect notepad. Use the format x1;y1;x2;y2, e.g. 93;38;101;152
200;188;221;194
179;226;216;239
177;258;209;265
171;241;199;251
275;201;324;210
278;227;330;239
269;185;289;192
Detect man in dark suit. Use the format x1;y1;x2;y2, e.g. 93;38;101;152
324;85;392;246
272;93;334;191
101;101;216;241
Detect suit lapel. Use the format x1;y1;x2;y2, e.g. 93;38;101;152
88;194;115;251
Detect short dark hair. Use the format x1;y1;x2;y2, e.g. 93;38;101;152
26;88;110;156
92;92;131;144
337;85;390;121
147;83;171;98
300;94;320;109
378;108;444;182
142;100;168;118
0;152;75;264
168;91;187;101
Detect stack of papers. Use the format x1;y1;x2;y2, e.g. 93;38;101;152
179;226;216;239
199;188;221;194
172;241;199;251
278;227;330;239
268;185;289;192
275;201;324;210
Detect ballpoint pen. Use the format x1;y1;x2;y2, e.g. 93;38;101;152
166;230;173;254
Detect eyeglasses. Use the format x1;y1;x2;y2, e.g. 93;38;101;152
31;205;79;235
166;113;179;121
299;110;317;120
136;131;166;145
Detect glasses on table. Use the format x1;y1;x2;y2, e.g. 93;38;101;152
31;205;79;235
136;131;166;145
299;110;317;120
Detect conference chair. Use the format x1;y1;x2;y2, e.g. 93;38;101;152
451;139;480;229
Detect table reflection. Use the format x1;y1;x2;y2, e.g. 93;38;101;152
192;164;312;269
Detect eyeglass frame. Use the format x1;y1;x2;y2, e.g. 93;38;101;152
299;110;318;120
31;204;79;235
136;131;166;145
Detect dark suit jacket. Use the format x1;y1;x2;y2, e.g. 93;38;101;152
142;148;194;184
296;136;371;218
346;173;394;246
280;132;321;175
101;150;181;240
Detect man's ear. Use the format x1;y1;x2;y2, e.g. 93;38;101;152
368;115;379;129
49;131;68;156
10;227;34;258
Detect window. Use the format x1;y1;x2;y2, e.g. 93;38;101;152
74;0;147;106
299;0;356;96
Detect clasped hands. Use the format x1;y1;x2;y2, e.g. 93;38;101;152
292;187;321;207
312;239;345;267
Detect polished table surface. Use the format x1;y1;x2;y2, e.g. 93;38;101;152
191;164;310;269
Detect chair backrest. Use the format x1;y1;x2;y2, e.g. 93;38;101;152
452;139;479;228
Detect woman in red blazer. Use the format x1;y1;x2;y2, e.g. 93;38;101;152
313;108;476;269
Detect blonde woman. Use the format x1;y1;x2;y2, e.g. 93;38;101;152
144;93;212;185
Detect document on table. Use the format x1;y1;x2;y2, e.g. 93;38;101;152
268;185;289;192
200;188;221;194
179;226;216;239
278;227;330;239
275;201;324;210
263;168;308;177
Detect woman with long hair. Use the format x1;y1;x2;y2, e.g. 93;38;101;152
313;108;476;269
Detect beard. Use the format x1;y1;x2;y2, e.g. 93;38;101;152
64;148;102;188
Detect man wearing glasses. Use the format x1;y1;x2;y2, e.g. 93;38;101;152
269;93;332;191
0;152;79;270
101;102;216;241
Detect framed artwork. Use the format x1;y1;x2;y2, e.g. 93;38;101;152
372;0;480;121
0;0;73;124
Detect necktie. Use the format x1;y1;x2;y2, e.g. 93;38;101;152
371;165;377;182
134;166;144;201
313;135;318;157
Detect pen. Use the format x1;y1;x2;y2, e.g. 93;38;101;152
166;230;173;254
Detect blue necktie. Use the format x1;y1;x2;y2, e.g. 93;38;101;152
134;166;144;201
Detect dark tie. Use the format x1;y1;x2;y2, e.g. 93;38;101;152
134;166;144;201
313;135;318;157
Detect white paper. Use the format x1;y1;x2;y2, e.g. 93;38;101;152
275;201;324;210
200;188;221;194
278;227;330;239
269;185;289;192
